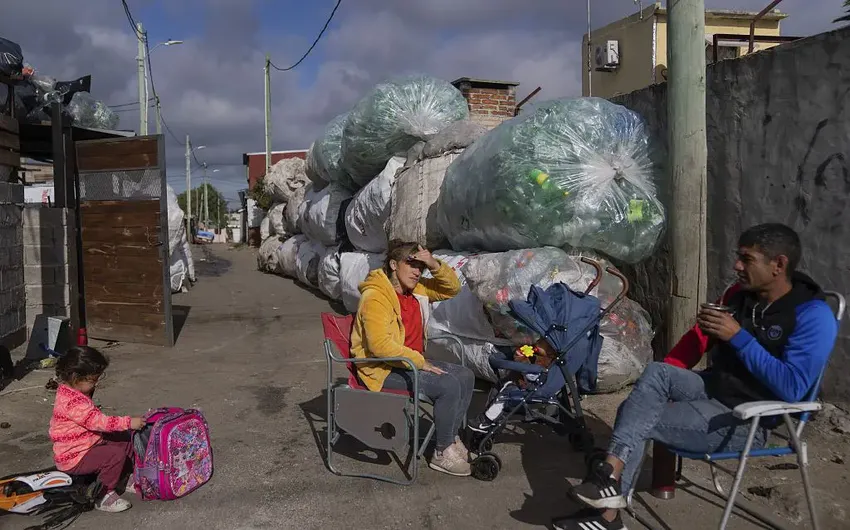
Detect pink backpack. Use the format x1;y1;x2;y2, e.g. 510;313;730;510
132;407;213;501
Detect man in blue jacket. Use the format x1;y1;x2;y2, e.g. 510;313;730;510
553;223;839;530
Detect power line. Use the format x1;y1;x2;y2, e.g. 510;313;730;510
108;99;152;109
269;0;341;71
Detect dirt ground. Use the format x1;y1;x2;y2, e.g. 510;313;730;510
1;245;848;529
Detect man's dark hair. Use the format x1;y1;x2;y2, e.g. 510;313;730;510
738;223;801;277
55;345;110;384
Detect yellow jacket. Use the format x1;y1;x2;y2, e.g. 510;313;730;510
350;261;461;392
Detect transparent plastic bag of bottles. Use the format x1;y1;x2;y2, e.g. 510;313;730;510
340;75;469;188
436;97;665;264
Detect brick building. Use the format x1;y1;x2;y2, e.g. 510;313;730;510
242;149;308;191
451;77;519;129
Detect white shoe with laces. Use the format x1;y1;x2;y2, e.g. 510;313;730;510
95;491;132;513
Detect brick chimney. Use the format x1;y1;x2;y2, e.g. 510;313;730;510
451;77;520;129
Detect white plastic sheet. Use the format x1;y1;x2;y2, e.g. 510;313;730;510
339;251;385;313
296;238;328;288
318;246;343;300
301;183;353;246
344;157;404;253
166;185;194;292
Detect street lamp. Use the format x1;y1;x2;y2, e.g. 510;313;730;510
136;22;183;135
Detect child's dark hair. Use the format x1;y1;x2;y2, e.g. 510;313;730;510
383;239;420;276
56;346;110;384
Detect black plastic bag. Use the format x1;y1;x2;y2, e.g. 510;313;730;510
0;37;24;77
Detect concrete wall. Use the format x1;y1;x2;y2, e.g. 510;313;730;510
22;206;78;334
612;26;850;404
0;182;26;349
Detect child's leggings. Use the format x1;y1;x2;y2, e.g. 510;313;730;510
68;436;133;491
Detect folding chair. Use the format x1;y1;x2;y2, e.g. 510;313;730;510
322;313;437;485
627;291;845;530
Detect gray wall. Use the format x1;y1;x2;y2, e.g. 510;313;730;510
0;182;25;349
612;26;850;405
22;206;78;334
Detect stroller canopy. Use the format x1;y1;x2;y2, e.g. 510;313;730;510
508;283;603;392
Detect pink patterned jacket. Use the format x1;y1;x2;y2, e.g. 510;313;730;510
49;384;132;470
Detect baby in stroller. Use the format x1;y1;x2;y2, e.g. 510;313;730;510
463;259;628;481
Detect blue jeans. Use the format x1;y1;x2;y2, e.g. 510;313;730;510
609;362;769;493
382;360;475;451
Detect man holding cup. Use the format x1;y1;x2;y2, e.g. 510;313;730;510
553;224;838;530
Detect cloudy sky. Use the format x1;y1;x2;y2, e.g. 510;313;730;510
2;0;845;204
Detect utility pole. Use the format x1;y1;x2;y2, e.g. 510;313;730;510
263;54;272;175
203;163;209;226
185;135;192;239
586;0;592;96
652;0;708;502
137;22;148;135
667;0;707;355
155;96;162;135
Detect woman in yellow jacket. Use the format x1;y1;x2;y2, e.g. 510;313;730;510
350;240;475;477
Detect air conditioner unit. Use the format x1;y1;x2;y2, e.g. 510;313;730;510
594;40;620;71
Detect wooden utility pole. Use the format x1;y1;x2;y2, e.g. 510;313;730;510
667;0;707;350
651;0;708;503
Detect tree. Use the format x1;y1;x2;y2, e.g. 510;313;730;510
836;0;850;23
177;183;229;230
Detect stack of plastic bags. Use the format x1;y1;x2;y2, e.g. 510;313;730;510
436;97;665;264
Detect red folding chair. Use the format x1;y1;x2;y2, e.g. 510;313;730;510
322;313;436;485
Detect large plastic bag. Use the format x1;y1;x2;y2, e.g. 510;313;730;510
309;113;357;190
340;75;469;187
267;203;287;237
424;251;511;382
340;251;385;313
264;157;309;203
277;235;305;278
436;97;666;263
388;151;461;247
166;186;194;292
66;92;119;130
461;247;654;391
260;215;271;240
344;157;404;253
422;120;489;159
318;246;342;300
296;239;327;288
301;183;353;246
305;143;328;191
284;186;307;234
258;235;285;274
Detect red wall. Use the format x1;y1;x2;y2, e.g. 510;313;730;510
245;151;307;190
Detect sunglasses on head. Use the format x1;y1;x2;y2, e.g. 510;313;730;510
404;256;427;269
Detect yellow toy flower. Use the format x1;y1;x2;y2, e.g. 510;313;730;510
519;345;535;358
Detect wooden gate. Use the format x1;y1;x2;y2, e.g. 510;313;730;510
74;136;174;346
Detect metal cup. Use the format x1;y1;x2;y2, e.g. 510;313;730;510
701;302;731;313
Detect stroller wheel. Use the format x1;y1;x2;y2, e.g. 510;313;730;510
471;453;501;481
569;431;595;452
470;432;494;454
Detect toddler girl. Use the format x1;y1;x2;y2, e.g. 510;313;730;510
49;346;143;513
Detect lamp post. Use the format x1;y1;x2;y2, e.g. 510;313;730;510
135;25;183;135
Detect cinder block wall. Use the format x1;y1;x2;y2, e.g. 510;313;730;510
22;206;78;334
612;26;850;406
0;182;25;349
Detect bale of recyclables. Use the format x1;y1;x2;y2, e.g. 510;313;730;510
340;75;469;188
300;183;353;246
284;186;307;235
264;157;310;203
339;251;386;313
257;235;285;274
307;113;357;191
277;235;305;278
318;246;343;300
296;238;328;289
344;157;405;253
435;97;666;264
267;203;287;237
460;246;655;392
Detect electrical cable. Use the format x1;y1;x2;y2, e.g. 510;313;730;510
269;0;341;71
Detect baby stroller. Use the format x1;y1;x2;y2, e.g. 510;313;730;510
466;258;628;481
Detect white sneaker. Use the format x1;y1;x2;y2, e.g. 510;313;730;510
429;445;471;477
95;491;132;513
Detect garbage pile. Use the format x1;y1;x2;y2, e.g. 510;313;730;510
1;36;117;129
255;75;664;392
